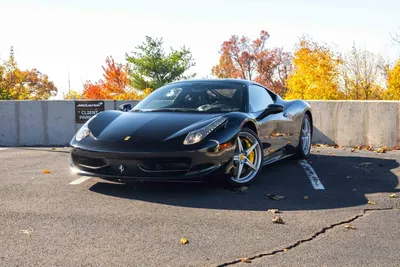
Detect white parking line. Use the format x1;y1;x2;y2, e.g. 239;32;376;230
69;176;92;185
299;160;325;190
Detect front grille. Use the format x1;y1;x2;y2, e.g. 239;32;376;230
72;153;191;178
137;158;191;172
72;154;108;170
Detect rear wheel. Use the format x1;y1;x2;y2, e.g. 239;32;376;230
294;113;312;159
227;128;263;187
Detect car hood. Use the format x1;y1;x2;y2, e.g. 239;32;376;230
88;110;222;143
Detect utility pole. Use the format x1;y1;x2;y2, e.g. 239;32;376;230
68;69;71;93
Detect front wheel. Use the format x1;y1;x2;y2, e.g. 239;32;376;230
227;128;263;187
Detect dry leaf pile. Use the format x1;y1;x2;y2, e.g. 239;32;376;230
311;143;398;153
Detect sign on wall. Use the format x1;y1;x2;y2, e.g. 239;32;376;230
75;101;105;123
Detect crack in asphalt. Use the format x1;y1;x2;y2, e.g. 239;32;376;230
217;207;395;266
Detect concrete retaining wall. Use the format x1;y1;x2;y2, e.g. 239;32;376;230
0;100;399;147
0;100;139;146
308;101;400;148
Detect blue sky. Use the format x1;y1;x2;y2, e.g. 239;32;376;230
1;0;399;98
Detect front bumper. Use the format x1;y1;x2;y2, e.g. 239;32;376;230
69;143;235;182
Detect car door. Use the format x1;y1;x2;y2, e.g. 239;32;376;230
248;84;288;158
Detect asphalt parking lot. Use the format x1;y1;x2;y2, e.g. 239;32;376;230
0;146;399;267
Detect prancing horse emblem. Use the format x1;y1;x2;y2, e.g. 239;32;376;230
119;165;125;173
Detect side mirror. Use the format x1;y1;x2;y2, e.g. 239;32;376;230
266;103;284;114
257;103;284;120
119;103;132;112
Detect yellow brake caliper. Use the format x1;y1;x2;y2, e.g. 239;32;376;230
243;139;255;164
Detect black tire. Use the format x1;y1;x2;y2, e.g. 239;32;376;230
294;113;312;159
227;128;264;187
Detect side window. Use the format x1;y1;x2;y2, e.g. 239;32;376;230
248;85;274;112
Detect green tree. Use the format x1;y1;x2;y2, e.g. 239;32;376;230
126;36;195;90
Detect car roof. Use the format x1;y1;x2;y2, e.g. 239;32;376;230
167;78;279;99
169;78;256;86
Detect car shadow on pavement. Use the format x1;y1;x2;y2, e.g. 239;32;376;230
89;154;400;211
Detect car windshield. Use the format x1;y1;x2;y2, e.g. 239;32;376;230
132;81;245;113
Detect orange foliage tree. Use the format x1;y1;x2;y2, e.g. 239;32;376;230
212;31;292;96
82;56;149;100
285;37;344;100
0;47;57;100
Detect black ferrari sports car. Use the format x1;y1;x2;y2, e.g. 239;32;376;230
70;79;313;186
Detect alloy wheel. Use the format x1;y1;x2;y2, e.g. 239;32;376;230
301;117;311;155
231;132;262;184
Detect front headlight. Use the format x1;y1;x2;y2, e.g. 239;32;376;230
75;114;98;142
75;125;91;141
184;117;227;145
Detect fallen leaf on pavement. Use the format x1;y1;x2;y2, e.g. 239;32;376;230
368;200;376;205
42;169;51;174
389;193;399;198
272;216;285;224
268;209;280;214
237;186;248;192
344;224;356;230
303;196;309;200
266;194;285;200
51;147;56;150
316;150;320;153
283;248;288;252
180;238;189;245
241;258;252;263
351;148;356;152
394;146;400;150
328;152;336;156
